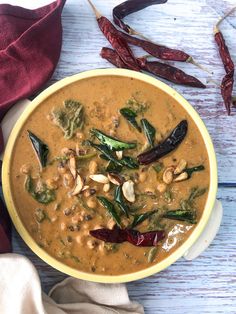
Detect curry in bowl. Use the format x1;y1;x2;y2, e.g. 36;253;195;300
9;75;209;275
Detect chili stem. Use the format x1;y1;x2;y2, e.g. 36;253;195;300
140;54;153;59
187;56;213;75
214;6;236;33
128;28;151;41
206;78;220;87
87;0;101;19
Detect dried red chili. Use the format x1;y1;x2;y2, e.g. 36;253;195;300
214;7;235;115
138;120;188;165
89;0;208;73
118;29;190;62
138;57;206;88
112;1;210;73
90;227;165;247
101;47;205;88
113;0;167;36
100;47;128;68
88;0;139;71
115;27;209;74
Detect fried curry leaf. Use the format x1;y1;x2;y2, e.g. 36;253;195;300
131;210;158;228
152;162;163;173
97;196;122;228
87;141;124;166
90;128;137;151
28;131;49;167
51;99;84;139
179;186;207;212
188;186;207;203
164;190;172;203
120;107;142;132
126;97;149;115
141;118;156;147
164;187;207;223
106;161;123;173
114;186;130;217
163;210;197;224
25;176;55;204
185;165;205;178
77;196;95;213
120;156;139;169
88;141;138;170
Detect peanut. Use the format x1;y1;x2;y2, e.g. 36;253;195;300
174;159;187;175
89;160;98;175
86;198;97;209
139;172;147;183
87;239;97;249
163;167;174;184
173;172;188;182
157;183;167;193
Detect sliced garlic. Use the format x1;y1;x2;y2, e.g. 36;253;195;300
89;174;109;184
81;185;90;191
69;155;77;179
116;151;123;160
173;172;188;182
103;183;110;192
174;159;187;175
163;167;174;185
71;174;84;196
107;173;124;185
122;180;135;203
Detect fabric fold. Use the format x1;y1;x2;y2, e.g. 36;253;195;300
0;254;144;314
0;0;66;152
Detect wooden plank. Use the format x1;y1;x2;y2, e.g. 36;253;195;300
12;187;236;313
55;0;236;183
4;0;236;313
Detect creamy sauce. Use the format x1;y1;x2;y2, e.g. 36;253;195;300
10;76;209;275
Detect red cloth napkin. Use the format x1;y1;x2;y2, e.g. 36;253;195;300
0;0;66;253
0;0;66;152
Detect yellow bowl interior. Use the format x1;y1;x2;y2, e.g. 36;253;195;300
2;69;218;283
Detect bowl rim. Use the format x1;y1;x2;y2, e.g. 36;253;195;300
2;68;218;283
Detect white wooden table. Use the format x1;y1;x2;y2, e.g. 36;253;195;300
6;0;236;313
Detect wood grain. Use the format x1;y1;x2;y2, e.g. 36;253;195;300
50;0;236;183
4;0;236;313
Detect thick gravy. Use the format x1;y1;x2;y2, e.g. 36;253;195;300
10;76;209;275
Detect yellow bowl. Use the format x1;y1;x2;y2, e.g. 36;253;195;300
2;69;218;283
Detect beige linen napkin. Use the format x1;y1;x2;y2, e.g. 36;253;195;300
0;254;144;314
